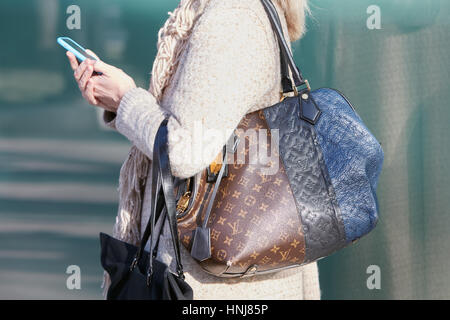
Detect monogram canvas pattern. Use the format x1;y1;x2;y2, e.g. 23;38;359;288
177;110;306;276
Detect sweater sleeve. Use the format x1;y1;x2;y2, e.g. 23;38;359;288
115;6;277;178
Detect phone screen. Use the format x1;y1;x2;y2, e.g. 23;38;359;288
57;37;97;62
65;39;87;55
64;38;94;60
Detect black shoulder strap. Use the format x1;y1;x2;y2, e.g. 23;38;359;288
132;120;185;282
260;0;306;91
154;120;184;278
132;162;164;262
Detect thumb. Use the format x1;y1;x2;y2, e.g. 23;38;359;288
85;49;100;60
92;60;112;74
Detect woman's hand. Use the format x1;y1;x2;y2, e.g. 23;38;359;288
67;50;136;113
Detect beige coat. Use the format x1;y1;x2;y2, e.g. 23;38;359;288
105;0;320;299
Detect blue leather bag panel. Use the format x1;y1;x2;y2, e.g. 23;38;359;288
312;88;384;242
263;99;347;262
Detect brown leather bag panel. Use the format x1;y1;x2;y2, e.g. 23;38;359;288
177;110;305;276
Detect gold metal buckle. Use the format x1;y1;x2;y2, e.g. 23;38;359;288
279;79;311;102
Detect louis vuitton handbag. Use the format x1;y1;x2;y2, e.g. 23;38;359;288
169;0;384;277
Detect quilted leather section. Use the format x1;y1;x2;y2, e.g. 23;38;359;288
263;98;347;263
312;88;384;242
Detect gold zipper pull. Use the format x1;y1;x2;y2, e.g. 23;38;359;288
177;191;191;213
176;178;192;213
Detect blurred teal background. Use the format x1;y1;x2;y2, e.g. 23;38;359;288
0;0;449;299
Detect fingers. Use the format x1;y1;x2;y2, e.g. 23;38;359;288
66;51;79;71
84;49;109;75
68;49;104;108
74;59;90;81
84;78;98;106
79;63;94;91
74;58;96;90
92;60;112;74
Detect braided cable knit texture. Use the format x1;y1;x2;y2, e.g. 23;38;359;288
107;0;320;299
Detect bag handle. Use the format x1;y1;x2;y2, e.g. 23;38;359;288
152;120;185;279
130;163;165;272
130;119;185;284
260;0;310;93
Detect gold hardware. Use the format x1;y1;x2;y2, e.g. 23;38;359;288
304;79;311;92
177;191;191;213
209;152;223;174
279;79;311;102
280;90;295;102
176;178;192;213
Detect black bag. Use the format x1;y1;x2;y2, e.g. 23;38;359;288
100;120;193;300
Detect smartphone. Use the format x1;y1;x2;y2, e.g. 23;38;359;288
57;36;97;63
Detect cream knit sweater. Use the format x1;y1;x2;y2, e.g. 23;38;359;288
104;0;320;300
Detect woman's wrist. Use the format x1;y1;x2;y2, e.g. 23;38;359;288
114;77;137;112
119;78;137;103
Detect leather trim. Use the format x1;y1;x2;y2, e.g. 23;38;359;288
299;93;322;125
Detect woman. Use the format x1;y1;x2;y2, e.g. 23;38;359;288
67;0;320;299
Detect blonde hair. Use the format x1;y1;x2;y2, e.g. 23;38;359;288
149;0;308;101
274;0;310;41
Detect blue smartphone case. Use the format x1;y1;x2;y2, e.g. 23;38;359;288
57;37;97;62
